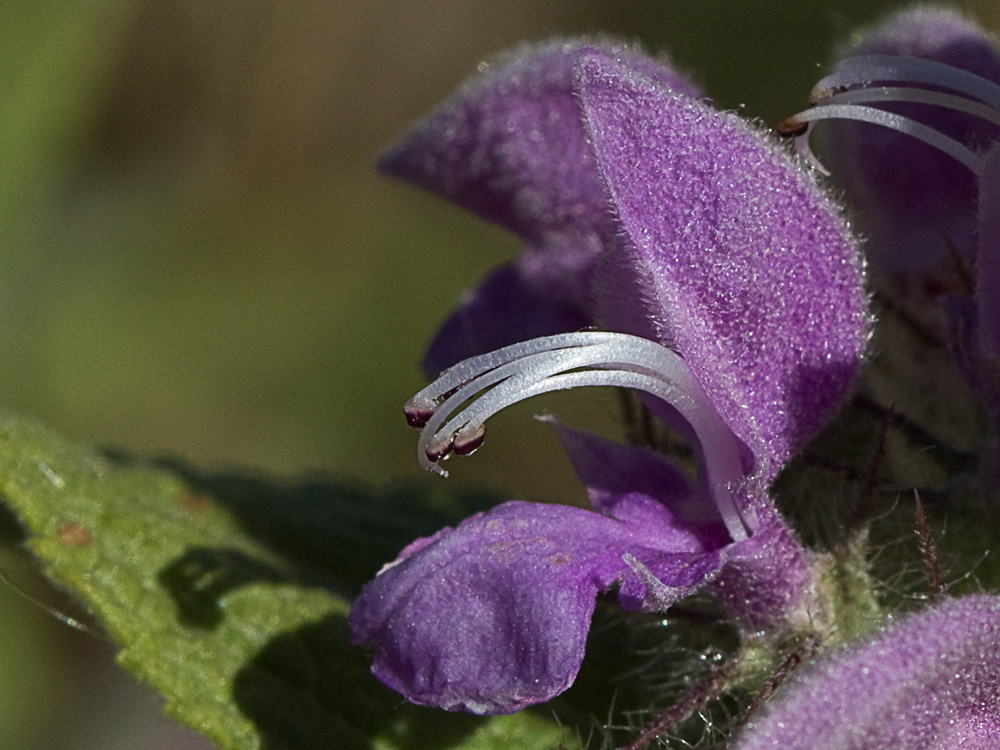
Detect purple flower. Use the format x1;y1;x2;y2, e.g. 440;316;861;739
806;7;1000;276
350;45;870;715
734;596;1000;749
782;11;1000;442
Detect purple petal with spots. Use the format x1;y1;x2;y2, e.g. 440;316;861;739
823;7;1000;274
734;596;1000;749
550;419;813;628
577;49;870;474
349;500;724;715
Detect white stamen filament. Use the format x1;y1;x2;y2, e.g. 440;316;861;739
408;331;624;410
406;332;754;541
788;104;983;174
824;86;1000;128
782;55;1000;177
812;54;1000;109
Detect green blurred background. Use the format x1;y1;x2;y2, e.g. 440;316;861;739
0;1;997;747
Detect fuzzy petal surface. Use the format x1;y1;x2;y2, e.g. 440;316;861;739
379;39;698;244
578;50;870;473
734;595;1000;749
707;502;815;629
349;500;724;714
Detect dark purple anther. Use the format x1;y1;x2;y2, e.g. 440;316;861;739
424;433;455;462
452;424;487;456
404;405;436;429
776;118;809;138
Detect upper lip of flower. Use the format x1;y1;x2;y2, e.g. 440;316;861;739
780;8;1000;279
376;38;703;379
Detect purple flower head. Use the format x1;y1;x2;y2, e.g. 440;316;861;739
350;45;870;715
379;39;701;374
734;596;1000;750
802;7;1000;275
782;14;1000;437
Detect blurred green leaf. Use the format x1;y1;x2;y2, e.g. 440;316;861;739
0;410;579;750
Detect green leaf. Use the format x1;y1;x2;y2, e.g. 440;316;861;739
0;410;580;750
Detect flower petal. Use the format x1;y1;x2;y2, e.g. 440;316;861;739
549;422;814;627
379;39;699;244
349;500;723;714
734;596;1000;749
942;145;1000;439
707;503;815;629
577;49;870;472
546;418;727;538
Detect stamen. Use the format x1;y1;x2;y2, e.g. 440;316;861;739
782;103;983;174
405;405;437;429
405;332;755;541
824;86;1000;129
417;342;664;465
781;55;1000;176
406;331;624;412
811;54;1000;109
